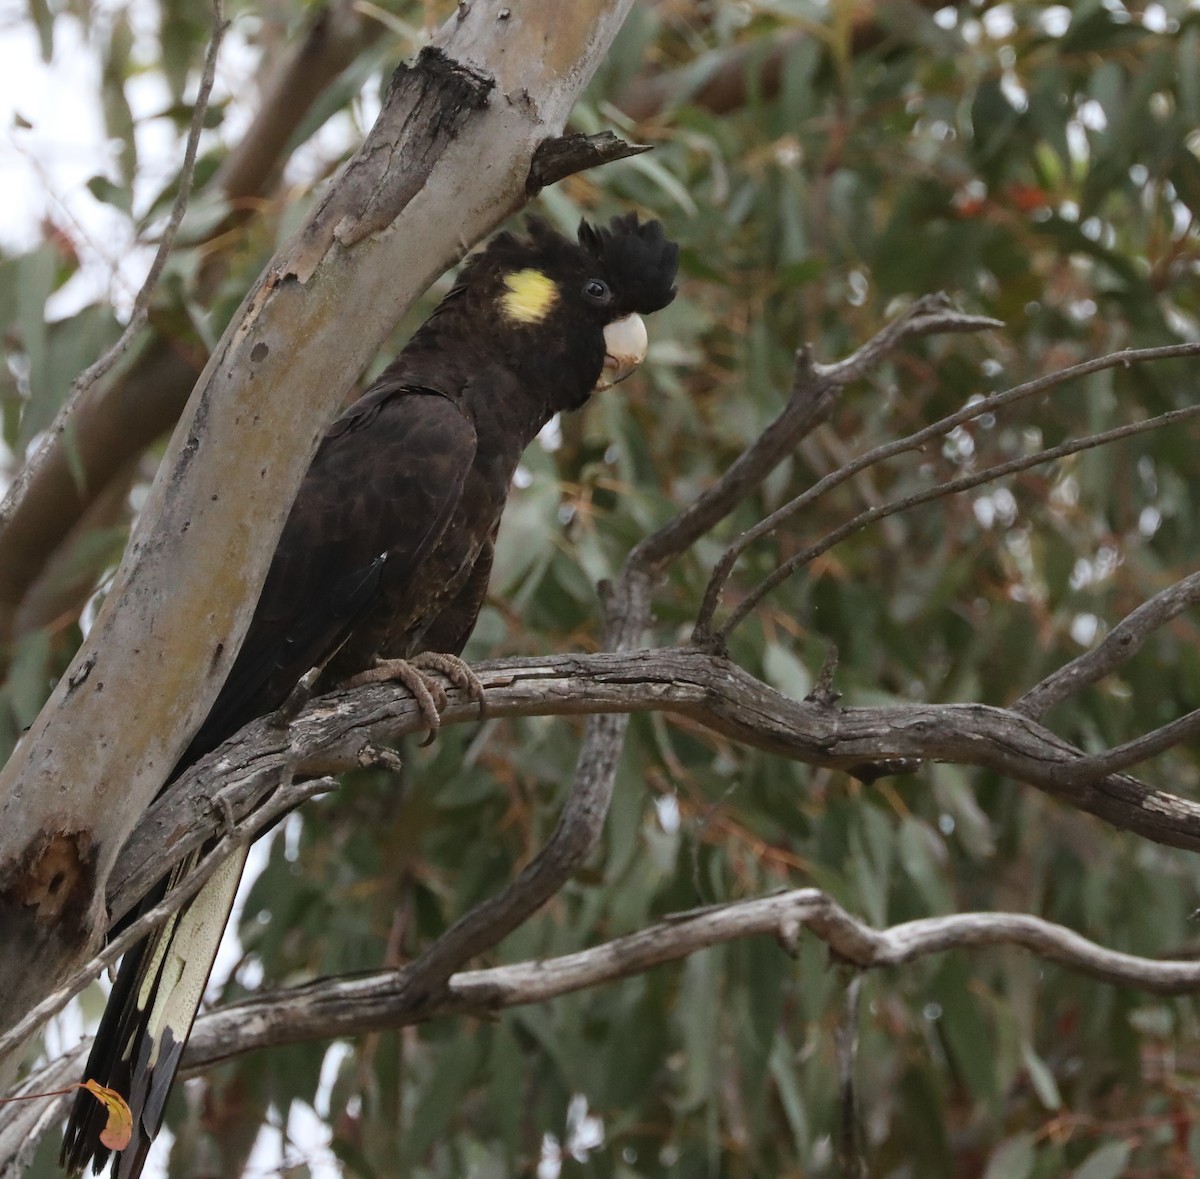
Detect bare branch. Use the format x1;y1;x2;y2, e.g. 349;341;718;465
15;884;1200;1167
119;889;1200;1066
716;401;1200;644
106;648;1200;933
640;296;998;591
696;340;1200;643
1015;570;1200;719
0;0;227;536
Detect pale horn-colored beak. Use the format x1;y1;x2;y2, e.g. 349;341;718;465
595;313;648;390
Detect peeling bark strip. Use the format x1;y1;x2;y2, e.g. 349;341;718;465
288;47;494;282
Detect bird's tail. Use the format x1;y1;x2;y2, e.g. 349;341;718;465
61;846;248;1177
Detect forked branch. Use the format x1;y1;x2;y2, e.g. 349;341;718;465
642;294;1000;585
715;399;1200;644
694;338;1200;643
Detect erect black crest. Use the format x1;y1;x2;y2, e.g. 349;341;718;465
578;213;679;315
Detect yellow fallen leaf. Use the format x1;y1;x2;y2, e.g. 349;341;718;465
80;1079;132;1151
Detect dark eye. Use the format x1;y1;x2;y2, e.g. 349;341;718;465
584;278;610;302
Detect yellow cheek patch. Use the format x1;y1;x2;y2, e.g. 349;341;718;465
500;268;559;325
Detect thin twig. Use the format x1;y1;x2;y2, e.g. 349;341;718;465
640;295;998;585
0;0;227;531
1015;570;1200;719
1059;708;1200;785
694;339;1200;641
716;401;1200;643
0;773;334;1064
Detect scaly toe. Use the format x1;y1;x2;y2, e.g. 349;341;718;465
409;651;486;716
341;657;446;741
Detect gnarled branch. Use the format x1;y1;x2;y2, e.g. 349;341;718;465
106;646;1200;936
695;338;1200;643
12;883;1200;1171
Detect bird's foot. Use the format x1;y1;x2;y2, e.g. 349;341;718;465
342;653;484;745
410;652;486;716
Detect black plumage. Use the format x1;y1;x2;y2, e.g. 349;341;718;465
61;213;678;1176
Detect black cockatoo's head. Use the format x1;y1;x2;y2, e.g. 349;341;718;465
457;213;679;411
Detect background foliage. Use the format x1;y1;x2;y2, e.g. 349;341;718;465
5;1;1200;1176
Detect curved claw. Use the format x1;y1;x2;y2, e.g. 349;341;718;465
410;651;486;719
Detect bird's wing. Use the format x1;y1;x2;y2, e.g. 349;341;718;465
417;527;496;657
62;387;477;1178
188;384;477;760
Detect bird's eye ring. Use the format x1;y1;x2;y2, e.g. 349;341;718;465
584;278;611;302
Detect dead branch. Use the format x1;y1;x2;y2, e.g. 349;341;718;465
183;890;1200;1067
103;647;1200;935
11;883;1200;1169
715;400;1200;644
695;339;1200;643
1015;570;1200;719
